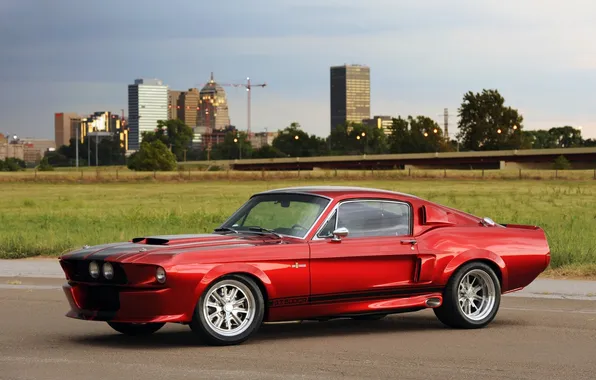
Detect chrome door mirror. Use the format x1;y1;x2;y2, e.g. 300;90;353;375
331;227;349;242
482;217;496;226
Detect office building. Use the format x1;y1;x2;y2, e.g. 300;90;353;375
363;115;393;136
180;88;200;127
54;112;80;147
198;73;231;130
128;78;168;151
330;64;371;132
169;88;201;127
168;90;182;120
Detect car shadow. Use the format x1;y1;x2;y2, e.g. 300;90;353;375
63;311;525;350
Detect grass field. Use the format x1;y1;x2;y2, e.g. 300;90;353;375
1;178;595;277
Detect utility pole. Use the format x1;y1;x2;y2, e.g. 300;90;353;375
443;108;449;137
437;108;459;151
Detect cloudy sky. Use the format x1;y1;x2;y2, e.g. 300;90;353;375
1;0;595;140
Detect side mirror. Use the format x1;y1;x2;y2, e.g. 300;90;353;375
331;227;349;242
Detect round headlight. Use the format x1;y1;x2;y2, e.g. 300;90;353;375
89;261;99;278
156;267;166;284
102;262;114;280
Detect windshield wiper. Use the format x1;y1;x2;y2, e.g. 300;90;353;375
213;227;239;234
247;227;283;239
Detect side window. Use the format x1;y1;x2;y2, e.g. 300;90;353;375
336;201;410;238
379;202;410;236
317;211;337;238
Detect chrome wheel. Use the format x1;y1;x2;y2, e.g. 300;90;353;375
203;280;255;337
457;269;496;321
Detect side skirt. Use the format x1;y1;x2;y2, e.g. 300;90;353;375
266;286;444;322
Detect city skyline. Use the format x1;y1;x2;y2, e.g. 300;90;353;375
2;0;596;140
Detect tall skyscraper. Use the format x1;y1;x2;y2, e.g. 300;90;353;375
329;64;371;132
180;88;200;127
168;88;200;127
168;90;182;120
198;73;231;130
127;78;168;151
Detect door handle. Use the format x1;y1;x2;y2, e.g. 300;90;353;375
400;239;417;245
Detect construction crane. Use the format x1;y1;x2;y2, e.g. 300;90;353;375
196;73;267;137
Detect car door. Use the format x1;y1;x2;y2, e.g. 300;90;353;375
308;199;419;302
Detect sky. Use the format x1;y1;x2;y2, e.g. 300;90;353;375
1;0;596;141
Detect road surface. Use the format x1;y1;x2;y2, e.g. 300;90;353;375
0;276;595;380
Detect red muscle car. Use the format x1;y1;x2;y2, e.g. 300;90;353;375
59;186;551;345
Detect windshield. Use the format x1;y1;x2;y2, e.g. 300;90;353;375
218;193;330;238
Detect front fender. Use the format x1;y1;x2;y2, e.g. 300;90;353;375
437;249;509;291
189;263;275;314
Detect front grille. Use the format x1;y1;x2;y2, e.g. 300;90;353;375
62;259;128;285
80;285;121;311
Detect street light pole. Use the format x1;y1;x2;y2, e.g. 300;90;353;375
75;121;79;168
95;132;98;167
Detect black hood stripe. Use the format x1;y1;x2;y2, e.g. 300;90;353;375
61;241;261;262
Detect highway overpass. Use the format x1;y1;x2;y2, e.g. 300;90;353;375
182;147;596;171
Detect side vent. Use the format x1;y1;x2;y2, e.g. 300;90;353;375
413;258;422;282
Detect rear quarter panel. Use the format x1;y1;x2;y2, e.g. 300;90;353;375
417;225;550;292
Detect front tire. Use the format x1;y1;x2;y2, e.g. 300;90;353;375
433;261;501;329
190;274;265;346
107;322;165;336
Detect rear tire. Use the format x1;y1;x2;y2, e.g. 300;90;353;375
433;261;501;329
190;274;265;346
107;322;165;336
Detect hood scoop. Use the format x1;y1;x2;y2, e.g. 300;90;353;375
130;234;243;247
132;237;169;245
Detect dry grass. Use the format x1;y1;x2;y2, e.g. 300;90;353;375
0;167;595;183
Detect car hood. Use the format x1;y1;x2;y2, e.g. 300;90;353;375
59;233;280;263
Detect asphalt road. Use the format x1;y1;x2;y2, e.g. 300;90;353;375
1;277;595;380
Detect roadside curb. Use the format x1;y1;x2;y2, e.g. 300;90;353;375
1;259;596;301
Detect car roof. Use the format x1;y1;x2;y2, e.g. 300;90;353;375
255;186;421;201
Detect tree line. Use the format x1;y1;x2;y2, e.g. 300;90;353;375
47;89;595;170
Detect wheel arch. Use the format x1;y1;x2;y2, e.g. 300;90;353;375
439;250;508;291
190;264;273;320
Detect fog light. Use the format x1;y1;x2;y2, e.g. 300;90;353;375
102;262;114;280
156;267;166;284
89;261;99;278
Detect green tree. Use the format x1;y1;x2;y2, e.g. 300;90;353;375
127;140;177;171
37;156;54;171
387;116;449;153
272;122;324;157
328;123;351;154
547;126;583;148
520;126;584;149
207;131;252;160
553;155;571;170
457;89;524;151
0;158;25;171
252;144;286;158
142;119;194;161
329;121;388;155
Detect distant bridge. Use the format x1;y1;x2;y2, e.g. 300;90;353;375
182;147;596;171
